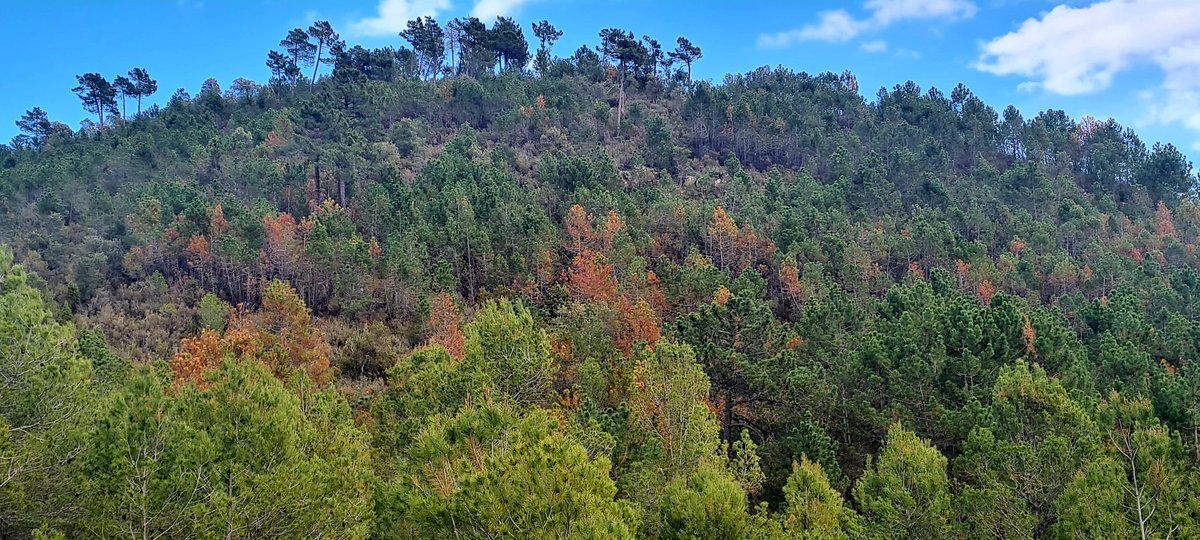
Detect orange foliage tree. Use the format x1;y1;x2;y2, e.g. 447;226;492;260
705;207;776;273
169;280;331;387
616;298;661;355
780;262;803;302
262;212;299;273
1022;313;1037;359
564;204;592;255
427;293;466;359
244;279;331;384
706;207;739;271
170;328;225;387
209;203;228;238
976;279;997;305
1155;201;1176;239
567;249;618;304
564;204;625;256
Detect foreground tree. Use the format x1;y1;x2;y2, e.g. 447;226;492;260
78;360;373;538
854;424;953;540
780;457;863;539
955;361;1102;538
380;402;640;538
0;247;93;533
1052;393;1199;539
658;462;755;540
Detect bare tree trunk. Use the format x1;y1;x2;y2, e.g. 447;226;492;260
311;43;323;85
722;388;732;444
313;156;321;206
616;64;626;137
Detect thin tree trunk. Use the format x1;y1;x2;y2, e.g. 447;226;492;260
723;388;733;445
311;43;323;85
313;156;321;206
225;473;235;540
616;63;626;137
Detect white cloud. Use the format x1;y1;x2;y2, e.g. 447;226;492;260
470;0;531;20
759;10;868;46
1016;81;1040;93
347;0;451;37
975;0;1200;146
895;48;921;60
758;0;975;48
976;0;1200;95
1142;42;1200;140
861;40;888;53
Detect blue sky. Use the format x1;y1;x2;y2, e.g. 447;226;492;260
4;0;1200;163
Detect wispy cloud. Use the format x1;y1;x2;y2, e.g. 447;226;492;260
470;0;532;21
760;11;867;46
974;0;1200;145
860;40;888;53
758;0;975;48
347;0;451;37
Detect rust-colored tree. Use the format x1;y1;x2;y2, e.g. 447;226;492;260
955;259;971;289
262;212;299;274
780;262;803;302
616;297;661;355
566;248;618;304
1022;313;1037;359
976;279;997;305
564;204;593;255
427;293;466;359
706;207;739;271
171;280;332;388
170;328;225;387
243;279;332;384
209;203;228;238
1009;237;1027;257
713;285;732;307
1155;201;1176;239
594;210;625;254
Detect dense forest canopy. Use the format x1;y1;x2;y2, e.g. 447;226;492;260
3;13;1200;539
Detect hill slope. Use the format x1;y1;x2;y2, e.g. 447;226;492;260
2;19;1200;538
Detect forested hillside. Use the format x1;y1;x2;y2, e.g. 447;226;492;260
3;14;1200;539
